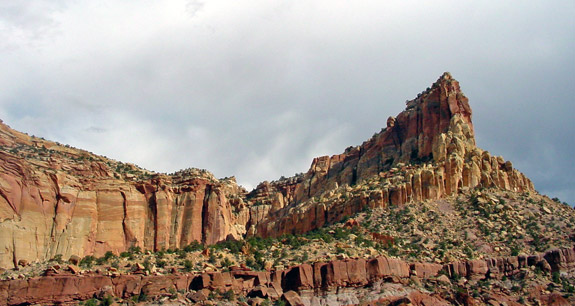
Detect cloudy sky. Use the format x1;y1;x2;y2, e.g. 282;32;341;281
0;1;573;204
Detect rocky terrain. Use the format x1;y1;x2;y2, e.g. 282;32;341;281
0;73;574;305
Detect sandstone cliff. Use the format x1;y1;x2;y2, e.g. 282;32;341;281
0;73;535;268
0;129;249;268
251;73;533;237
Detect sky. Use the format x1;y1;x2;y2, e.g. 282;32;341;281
0;1;573;205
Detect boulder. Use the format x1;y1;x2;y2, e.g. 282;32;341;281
282;290;304;306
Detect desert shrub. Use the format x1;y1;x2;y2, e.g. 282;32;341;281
247;236;276;250
354;234;374;247
213;239;243;254
245;250;266;270
80;255;96;268
305;228;333;243
281;235;305;248
552;271;561;283
128;246;142;254
333;228;349;240
143;258;152;272
166;248;178;254
183;260;193;272
220;257;233;268
83;299;98;306
101;251;115;262
132;293;148;302
156;259;167;268
302;251;309;263
95;256;107;265
50;254;63;264
183;241;203;252
510;245;521;256
100;295;113;306
261;299;271;306
222;289;235;301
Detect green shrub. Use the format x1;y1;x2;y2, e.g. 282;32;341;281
128;246;142;254
132;293;148;302
83;299;98;306
302;252;309;263
247;236;276;250
220;257;233;268
143;258;152;272
80;255;95;268
50;254;63;264
104;251;115;261
156;259;167;268
552;271;561;283
100;295;113;306
183;241;204;252
222;289;235;301
183;260;193;272
213;240;243;254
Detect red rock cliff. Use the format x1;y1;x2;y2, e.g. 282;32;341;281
250;73;533;237
0;126;249;268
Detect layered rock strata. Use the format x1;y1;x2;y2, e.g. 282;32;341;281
0;133;250;268
253;73;533;237
0;73;534;268
1;247;573;306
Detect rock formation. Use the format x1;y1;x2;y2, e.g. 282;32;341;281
1;246;574;306
252;73;533;237
0;73;535;268
0;134;249;268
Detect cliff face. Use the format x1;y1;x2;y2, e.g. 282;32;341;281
251;73;533;237
0;133;249;268
0;73;534;268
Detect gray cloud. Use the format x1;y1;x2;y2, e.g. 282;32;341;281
0;0;573;205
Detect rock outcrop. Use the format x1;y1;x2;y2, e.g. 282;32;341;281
253;73;533;237
1;247;574;306
0;73;535;268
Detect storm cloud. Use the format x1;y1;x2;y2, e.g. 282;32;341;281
0;0;573;204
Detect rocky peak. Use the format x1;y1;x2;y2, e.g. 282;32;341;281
270;73;477;205
251;73;533;237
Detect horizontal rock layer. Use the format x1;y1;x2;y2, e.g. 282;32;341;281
0;247;573;306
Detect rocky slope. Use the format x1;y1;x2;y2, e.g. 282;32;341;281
0;72;544;271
